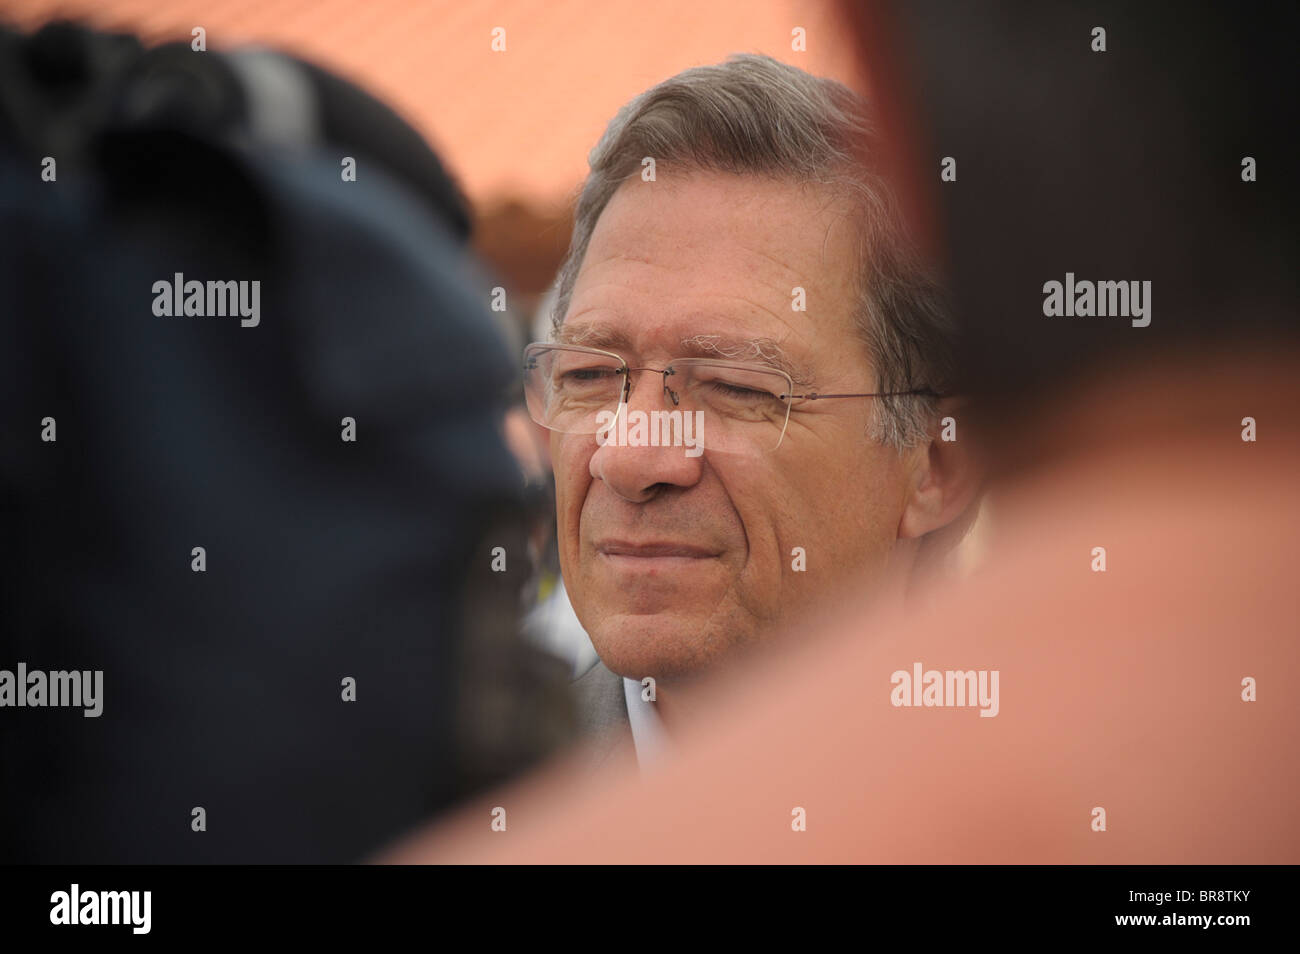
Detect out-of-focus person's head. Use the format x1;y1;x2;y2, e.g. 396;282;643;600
845;0;1298;457
0;20;572;862
526;54;977;682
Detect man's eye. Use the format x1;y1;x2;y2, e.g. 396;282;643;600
710;381;770;401
563;368;618;382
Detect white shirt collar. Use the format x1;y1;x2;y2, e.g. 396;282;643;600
622;677;671;771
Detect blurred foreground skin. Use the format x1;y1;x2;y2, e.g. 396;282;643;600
380;354;1299;862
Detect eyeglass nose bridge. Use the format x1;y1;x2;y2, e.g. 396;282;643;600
621;365;680;407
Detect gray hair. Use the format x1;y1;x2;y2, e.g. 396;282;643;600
551;53;954;450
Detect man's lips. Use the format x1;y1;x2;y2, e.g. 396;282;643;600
595;540;721;559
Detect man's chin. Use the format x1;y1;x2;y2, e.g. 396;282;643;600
586;609;737;683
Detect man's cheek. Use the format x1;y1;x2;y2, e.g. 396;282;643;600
554;435;591;495
769;493;838;599
727;507;787;617
552;440;591;573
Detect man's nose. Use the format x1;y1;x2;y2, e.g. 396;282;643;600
589;370;704;502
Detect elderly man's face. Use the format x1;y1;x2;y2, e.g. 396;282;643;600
554;172;921;681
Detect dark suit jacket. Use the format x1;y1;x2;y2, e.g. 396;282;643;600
571;660;637;771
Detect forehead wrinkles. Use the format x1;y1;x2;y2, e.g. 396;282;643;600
592;174;850;280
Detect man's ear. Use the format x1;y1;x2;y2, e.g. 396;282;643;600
897;400;981;541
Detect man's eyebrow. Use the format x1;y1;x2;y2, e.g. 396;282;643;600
554;323;635;353
680;334;814;386
554;325;815;386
